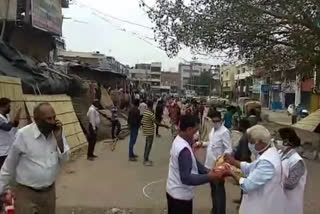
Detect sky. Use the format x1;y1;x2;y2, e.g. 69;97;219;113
62;0;223;71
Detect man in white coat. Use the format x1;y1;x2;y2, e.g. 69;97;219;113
278;127;307;214
225;125;285;214
205;110;232;214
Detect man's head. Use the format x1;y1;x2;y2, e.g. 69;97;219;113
247;125;271;154
179;114;199;142
249;109;256;116
92;99;100;108
239;119;250;133
147;100;153;109
133;99;140;107
34;103;57;136
0;98;11;115
209;110;222;130
278;127;301;148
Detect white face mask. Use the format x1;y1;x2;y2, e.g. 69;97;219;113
249;141;271;155
213;123;221;130
248;143;257;155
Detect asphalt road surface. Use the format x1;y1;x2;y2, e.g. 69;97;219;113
56;126;320;214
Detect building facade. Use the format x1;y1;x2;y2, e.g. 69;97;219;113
1;0;68;62
129;62;162;92
234;64;254;98
161;71;181;93
178;62;212;89
58;51;129;76
221;64;236;99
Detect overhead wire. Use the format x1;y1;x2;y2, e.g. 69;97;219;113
74;0;153;30
68;0;227;63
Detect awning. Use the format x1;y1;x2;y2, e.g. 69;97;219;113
293;109;320;133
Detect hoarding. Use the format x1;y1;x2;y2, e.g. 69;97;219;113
31;0;62;35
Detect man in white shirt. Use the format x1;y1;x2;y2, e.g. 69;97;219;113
139;99;147;119
205;110;232;214
0;98;20;169
86;100;101;161
225;125;285;214
0;102;70;214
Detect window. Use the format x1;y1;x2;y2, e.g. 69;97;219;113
226;72;228;77
237;70;240;74
242;68;246;73
226;82;228;87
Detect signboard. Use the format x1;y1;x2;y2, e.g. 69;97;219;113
0;0;17;21
271;84;281;91
261;85;269;94
31;0;62;35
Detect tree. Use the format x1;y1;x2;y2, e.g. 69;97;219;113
141;0;320;76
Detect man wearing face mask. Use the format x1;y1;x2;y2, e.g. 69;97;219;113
0;102;70;213
0;98;21;169
205;110;232;214
166;114;226;214
278;127;306;214
224;125;285;214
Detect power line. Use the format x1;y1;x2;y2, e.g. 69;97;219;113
89;10;165;52
74;1;153;30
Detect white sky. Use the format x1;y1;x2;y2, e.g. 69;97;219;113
62;0;223;71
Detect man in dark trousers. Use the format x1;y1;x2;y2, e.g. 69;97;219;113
166;114;227;214
86;100;101;161
155;100;164;137
111;103;121;140
233;118;251;204
127;99;141;161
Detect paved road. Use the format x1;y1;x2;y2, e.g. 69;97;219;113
56;126;320;214
56;127;240;213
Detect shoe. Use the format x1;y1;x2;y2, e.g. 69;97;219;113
129;157;137;162
87;157;94;161
133;154;139;158
143;160;153;166
92;155;98;158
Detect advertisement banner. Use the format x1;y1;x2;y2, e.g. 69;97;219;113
31;0;62;35
271;84;281;91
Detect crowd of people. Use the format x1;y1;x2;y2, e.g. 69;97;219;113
125;96;307;214
0;95;308;214
162;98;306;214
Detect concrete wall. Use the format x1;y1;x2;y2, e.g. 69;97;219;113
8;26;54;62
69;66;127;90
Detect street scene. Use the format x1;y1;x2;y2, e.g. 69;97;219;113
0;0;320;214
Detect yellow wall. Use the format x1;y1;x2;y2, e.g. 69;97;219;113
310;94;320;112
0;76;87;152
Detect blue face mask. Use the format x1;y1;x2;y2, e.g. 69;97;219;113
248;143;257;155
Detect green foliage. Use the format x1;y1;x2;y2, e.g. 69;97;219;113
142;0;320;75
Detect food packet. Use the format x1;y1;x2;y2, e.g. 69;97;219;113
214;156;244;179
